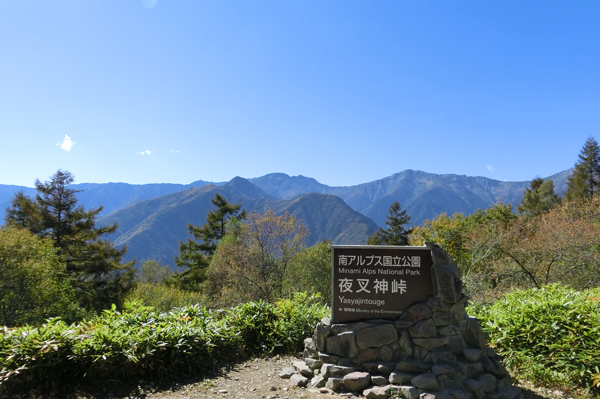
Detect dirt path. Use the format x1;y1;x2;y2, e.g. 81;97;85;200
139;356;331;399
81;356;577;399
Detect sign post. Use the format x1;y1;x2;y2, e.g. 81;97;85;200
331;245;433;323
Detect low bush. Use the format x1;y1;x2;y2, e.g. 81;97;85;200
125;282;205;311
469;284;600;393
0;293;328;396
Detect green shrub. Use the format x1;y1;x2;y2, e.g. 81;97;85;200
0;293;328;396
125;283;205;311
469;284;600;392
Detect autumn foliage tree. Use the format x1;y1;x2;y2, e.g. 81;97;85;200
204;210;308;307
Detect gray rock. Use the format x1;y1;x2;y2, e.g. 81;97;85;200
480;356;510;378
427;298;451;311
320;363;334;377
438;325;461;336
338;357;355;366
409;319;438;338
503;386;521;399
462;348;482;363
466;317;488;351
332;323;355;334
364;386;389;399
458;361;483;378
389;371;415;384
326;377;343;392
355;348;381;364
432;363;461;377
442;379;465;390
343;371;371;392
289;373;308;388
433;312;454;326
377;362;398;374
431;264;463;303
329;365;357;378
413;337;448;350
319;352;340;364
404;304;433;322
421;392;454;399
279;366;295;379
395;319;415;329
310;375;326;388
357;324;398;348
396;360;431;372
426;241;457;267
292;360;313;377
432;351;456;365
399;330;414;357
314;319;331;352
380;345;394;362
464;378;485;399
477;373;497;393
327;331;360;358
450;390;473;399
411;373;440;390
304;337;317;353
304;348;318;360
446;335;465;354
400;385;420;399
371;375;389;386
413;346;430;361
305;357;323;370
450;304;468;322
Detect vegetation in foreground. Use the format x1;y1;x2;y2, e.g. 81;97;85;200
0;293;327;397
2;137;600;397
470;285;600;397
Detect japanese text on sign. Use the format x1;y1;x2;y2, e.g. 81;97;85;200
331;246;433;323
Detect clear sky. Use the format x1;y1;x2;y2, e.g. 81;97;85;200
1;1;599;188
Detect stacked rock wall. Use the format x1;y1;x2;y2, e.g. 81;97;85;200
282;243;521;399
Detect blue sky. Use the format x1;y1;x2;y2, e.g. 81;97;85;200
1;1;599;188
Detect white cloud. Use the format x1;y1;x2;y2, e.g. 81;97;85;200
137;150;152;155
487;165;495;172
59;135;74;151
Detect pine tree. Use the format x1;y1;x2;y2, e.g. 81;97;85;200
517;178;561;218
565;137;600;200
172;193;246;290
367;201;412;245
4;170;135;311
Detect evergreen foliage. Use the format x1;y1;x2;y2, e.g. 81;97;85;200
0;226;86;326
517;178;561;218
4;170;136;312
0;293;327;397
367;201;412;245
172;193;246;290
470;285;600;393
565;136;600;200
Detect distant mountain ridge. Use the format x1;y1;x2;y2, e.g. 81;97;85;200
0;169;573;267
97;178;377;266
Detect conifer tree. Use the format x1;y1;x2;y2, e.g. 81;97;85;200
517;178;561;218
565;137;600;200
367;201;412;245
4;170;135;311
172;193;246;290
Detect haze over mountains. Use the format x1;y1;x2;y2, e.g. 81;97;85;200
0;169;572;268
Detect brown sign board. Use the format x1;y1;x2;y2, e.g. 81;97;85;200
331;245;433;323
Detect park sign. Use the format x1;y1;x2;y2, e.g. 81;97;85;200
331;245;433;323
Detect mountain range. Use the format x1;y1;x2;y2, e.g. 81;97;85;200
0;169;572;268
